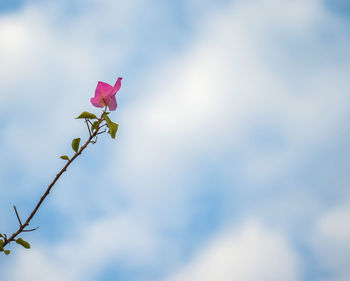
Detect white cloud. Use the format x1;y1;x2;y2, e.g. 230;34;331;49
109;0;350;202
310;201;350;281
164;221;300;281
4;248;67;281
0;3;100;179
4;213;164;281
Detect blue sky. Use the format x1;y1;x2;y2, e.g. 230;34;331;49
0;0;349;280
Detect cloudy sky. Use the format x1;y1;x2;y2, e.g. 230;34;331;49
0;0;349;280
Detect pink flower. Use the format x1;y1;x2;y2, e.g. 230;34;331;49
90;77;122;111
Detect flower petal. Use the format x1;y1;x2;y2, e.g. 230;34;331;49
90;96;105;108
112;77;122;94
108;96;117;111
95;81;113;98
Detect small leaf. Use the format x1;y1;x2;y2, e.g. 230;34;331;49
0;234;3;238
0;239;4;251
60;155;69;160
72;138;81;153
76;111;97;119
107;122;119;139
16;238;30;249
91;121;99;132
102;112;112;125
4;250;10;255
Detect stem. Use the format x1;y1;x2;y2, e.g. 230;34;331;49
2;112;106;248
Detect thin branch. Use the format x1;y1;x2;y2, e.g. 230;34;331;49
85;119;91;137
2;111;107;248
97;129;106;135
13;206;22;227
22;227;39;232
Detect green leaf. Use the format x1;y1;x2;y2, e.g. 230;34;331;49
91;121;99;132
60;155;69;160
16;238;30;249
102;112;112;125
4;250;10;255
107;122;119;139
72;138;81;153
76;111;97;119
102;113;118;139
0;234;3;238
0;239;4;251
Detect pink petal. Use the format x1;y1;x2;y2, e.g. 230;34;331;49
95;81;113;104
95;81;113;98
90;96;105;108
112;77;122;94
108;96;117;111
